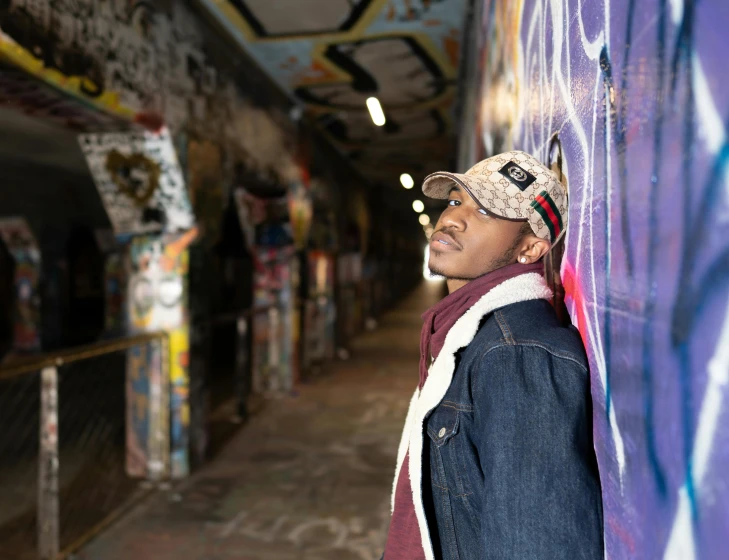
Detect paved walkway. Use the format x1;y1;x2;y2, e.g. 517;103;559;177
79;281;444;560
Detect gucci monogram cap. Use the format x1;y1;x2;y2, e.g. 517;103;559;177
422;150;567;244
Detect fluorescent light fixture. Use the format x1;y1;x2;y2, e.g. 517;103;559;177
418;214;430;226
400;173;414;189
412;200;425;213
366;97;386;126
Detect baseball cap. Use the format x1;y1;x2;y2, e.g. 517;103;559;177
422;150;567;244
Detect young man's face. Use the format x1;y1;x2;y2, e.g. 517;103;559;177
428;186;528;286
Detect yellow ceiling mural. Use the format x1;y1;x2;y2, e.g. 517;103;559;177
201;0;468;183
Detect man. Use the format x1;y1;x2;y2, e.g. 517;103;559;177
383;151;604;560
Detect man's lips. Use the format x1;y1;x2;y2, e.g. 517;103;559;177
430;231;462;250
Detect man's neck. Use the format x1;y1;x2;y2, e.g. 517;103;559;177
446;278;469;293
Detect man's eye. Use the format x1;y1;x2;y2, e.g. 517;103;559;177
478;208;488;215
447;200;460;206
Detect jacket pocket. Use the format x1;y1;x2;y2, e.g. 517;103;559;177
426;405;465;559
426;405;460;448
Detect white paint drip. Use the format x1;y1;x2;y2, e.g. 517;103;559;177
663;32;729;560
576;0;605;59
664;301;729;559
669;0;684;25
693;57;726;155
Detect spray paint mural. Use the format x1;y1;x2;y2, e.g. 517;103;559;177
463;1;729;558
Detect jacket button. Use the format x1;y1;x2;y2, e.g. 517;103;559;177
438;427;446;438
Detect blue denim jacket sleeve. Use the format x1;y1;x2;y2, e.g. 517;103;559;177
473;344;604;559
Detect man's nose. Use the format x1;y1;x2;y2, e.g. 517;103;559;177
440;207;466;231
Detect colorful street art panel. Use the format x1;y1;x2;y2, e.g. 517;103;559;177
464;1;729;558
127;232;197;333
125;341;167;479
126;231;196;479
0;217;41;353
79;128;195;236
103;252;127;337
250;246;296;395
168;326;190;479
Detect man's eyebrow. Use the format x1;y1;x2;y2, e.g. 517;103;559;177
449;186;460;194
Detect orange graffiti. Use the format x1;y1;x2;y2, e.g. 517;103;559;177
443;33;460;68
296;60;340;85
161;227;198;272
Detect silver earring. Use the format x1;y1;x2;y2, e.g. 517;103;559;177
520;257;527;263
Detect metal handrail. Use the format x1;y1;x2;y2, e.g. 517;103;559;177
0;332;167;381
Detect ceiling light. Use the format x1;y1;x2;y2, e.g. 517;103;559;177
412;200;425;213
418;214;430;226
366;97;386;126
400;173;414;189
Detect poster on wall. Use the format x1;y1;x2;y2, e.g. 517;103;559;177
251;247;295;394
0;217;41;353
78;128;195;236
287;181;313;250
303;251;336;369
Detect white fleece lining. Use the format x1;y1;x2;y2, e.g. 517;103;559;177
391;273;553;560
391;389;419;512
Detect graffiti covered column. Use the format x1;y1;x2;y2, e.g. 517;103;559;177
79;128;197;479
127;231;197;478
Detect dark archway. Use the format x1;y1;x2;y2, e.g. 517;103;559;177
65;226;105;346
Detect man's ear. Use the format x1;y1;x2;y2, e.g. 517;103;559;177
517;234;551;263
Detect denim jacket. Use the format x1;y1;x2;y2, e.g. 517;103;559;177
389;273;604;560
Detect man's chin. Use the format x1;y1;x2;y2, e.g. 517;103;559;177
427;258;451;279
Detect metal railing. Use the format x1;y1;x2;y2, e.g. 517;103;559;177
0;332;167;560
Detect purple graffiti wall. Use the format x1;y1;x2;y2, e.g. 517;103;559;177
462;1;729;558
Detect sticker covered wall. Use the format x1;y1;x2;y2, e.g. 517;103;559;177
79;128;195;236
461;1;729;558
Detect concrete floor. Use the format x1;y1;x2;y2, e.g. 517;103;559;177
78;280;444;560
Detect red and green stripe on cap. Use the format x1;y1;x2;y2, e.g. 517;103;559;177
530;190;563;242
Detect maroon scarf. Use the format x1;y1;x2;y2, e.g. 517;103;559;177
418;262;544;388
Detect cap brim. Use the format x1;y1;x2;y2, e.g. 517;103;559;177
422;172;471;199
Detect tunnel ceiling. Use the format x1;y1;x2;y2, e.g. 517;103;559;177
201;0;468;188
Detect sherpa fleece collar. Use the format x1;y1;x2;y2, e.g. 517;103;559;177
390;272;553;560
